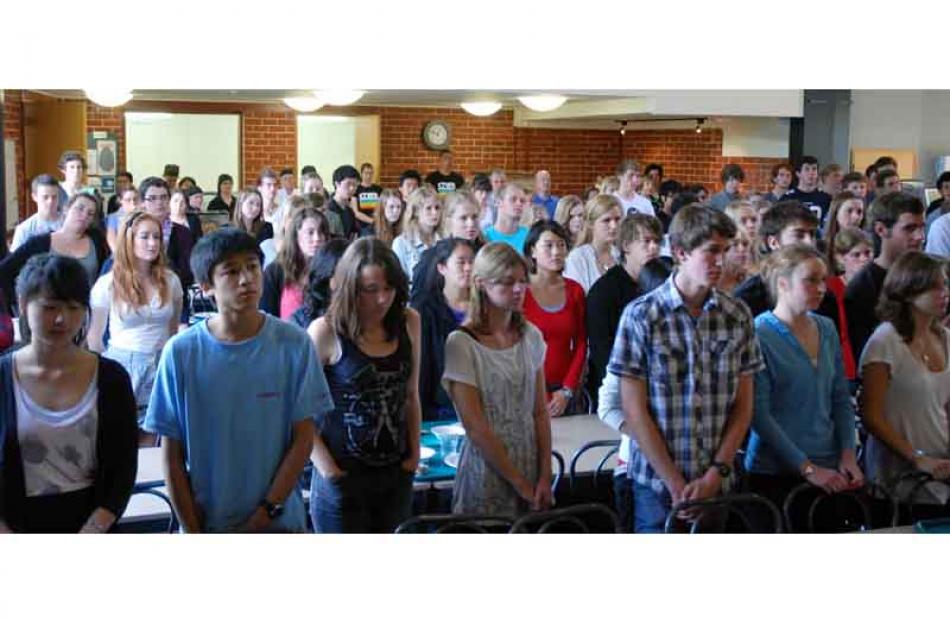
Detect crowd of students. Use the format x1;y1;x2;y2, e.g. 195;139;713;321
1;148;948;534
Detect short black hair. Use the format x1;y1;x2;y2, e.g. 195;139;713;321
523;219;570;273
280;168;294;178
399;169;422;186
759;199;819;243
638;256;673;294
217;173;234;193
31;173;58;194
190;227;264;288
179;176;197;188
117;171;133;183
797;155;819;171
420;237;476;298
300;165;317;176
937;171;950;188
874;156;898;170
300;238;350;324
16;253;91;309
138;176;169;197
658;179;682;198
332;165;360;185
645;163;664;177
471;173;491;194
360;162;373;172
720;164;745;183
670;191;700;218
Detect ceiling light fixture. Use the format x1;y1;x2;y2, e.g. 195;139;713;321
518;94;567;112
284;96;324;113
460;101;502;117
313;89;366;106
695;118;705;134
84;89;133;108
618;120;628;136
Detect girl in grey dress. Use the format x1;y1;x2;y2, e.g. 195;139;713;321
442;242;552;516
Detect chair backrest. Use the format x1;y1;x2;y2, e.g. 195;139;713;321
665;493;783;534
782;483;875;533
889;471;950;523
568;439;620;493
395;513;514;534
551;449;564;496
508;502;623;534
127;489;179;534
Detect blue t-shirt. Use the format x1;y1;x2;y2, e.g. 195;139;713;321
144;313;334;532
531;194;559;219
483;225;530;256
106;212;122;233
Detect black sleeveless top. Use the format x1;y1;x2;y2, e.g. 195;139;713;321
320;326;412;470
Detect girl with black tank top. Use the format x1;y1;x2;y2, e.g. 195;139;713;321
307;238;423;533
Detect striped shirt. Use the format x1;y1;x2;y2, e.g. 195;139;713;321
607;274;764;493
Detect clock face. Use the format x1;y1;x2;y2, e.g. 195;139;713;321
423;120;451;150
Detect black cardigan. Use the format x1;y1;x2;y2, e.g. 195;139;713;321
260;261;287;317
0;353;139;531
410;289;460;421
585;265;640;400
0;229;110;314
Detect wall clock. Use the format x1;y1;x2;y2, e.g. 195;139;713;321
422;120;451;151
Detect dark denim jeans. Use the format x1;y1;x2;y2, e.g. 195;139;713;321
613;473;633;533
310;464;414;534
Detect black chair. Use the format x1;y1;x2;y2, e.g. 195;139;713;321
782;483;878;533
395;513;515;534
551;449;564;496
665;493;783;533
568;439;620;494
889;472;950;524
509;502;623;534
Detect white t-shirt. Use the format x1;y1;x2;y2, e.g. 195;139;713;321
859;322;950;502
613;192;655;217
90;270;183;353
563;243;620;294
15;364;99;497
11;214;63;251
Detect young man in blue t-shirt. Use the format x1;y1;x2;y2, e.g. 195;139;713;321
144;228;334;532
483;183;530;255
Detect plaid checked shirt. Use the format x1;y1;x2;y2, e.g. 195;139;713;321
607;275;764;493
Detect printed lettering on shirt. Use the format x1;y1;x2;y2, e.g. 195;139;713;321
358;192;380;212
436;182;457;195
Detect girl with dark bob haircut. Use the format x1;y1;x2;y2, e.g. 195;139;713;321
0;254;138;533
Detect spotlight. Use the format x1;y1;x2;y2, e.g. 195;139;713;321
618;120;628;136
695;118;705;134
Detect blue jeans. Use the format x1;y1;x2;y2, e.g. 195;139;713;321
632;481;673;533
310;464;414;533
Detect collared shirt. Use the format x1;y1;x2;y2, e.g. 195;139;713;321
607;274;764;492
531;193;559;219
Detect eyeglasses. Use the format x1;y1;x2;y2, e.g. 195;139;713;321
144;194;169;203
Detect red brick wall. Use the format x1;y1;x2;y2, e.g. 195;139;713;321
2;90;27;220
5;93;790;228
85;102;125;173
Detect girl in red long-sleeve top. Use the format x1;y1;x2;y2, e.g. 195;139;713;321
522;220;587;417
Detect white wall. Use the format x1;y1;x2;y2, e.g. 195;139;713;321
297;115;379;187
125;112;240;199
846;90;950;181
720;118;790;158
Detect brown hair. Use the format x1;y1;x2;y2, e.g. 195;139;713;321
277;203;329;284
669;205;737;254
112;210;171;312
232;187;265;237
373;189;404;245
825;191;863;265
325;237;409;342
877;251;948;342
618;213;662;259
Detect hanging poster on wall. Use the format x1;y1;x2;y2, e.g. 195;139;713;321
87;131;116;194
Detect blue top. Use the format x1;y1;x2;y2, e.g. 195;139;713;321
143;314;334;532
531;194;559;219
744;311;855;474
483;225;530;256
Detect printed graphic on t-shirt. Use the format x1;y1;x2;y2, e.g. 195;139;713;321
338;361;409;466
436;181;457;195
358;191;380;213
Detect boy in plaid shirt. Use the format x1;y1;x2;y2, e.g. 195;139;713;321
607;206;764;532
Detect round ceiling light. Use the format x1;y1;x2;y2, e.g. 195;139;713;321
84;89;133;108
517;94;567;112
284;96;324;113
460;101;502;117
313;89;366;106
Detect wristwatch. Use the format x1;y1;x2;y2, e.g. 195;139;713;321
259;499;284;520
710;461;732;477
801;462;816;478
559;387;574;400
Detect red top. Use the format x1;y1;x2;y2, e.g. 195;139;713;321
524;278;587;393
825;275;856;380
